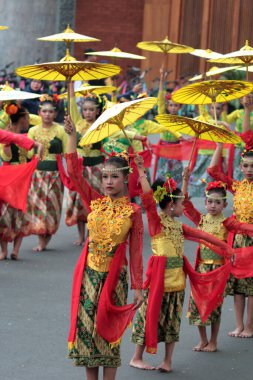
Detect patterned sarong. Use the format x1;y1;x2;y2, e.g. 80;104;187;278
68;265;128;367
23;170;63;236
131;290;185;345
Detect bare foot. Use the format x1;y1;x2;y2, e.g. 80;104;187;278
193;341;208;352
130;359;155;370
33;235;51;252
239;328;253;338
228;327;244;337
73;239;84;246
156;362;172;373
201;342;217;352
0;252;7;260
32;244;45;252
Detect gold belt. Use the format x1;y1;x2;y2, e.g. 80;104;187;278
198;258;224;265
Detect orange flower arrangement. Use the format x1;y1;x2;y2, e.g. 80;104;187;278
39;94;53;103
4;103;20;115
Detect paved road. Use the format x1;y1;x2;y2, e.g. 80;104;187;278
0;197;252;380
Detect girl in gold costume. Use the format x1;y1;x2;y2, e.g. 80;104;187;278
64;116;143;380
207;96;253;338
130;156;233;373
182;168;253;351
25;96;67;252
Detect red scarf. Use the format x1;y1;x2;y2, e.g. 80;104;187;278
143;249;253;355
56;154;83;192
0;157;38;212
68;240;136;348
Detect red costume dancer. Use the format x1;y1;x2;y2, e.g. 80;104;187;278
182;169;253;352
130;155;234;373
208;137;253;338
64;116;143;380
0;104;35;260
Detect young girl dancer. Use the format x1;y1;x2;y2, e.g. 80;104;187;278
182;167;253;351
130;156;234;372
207;97;253;338
64;116;143;380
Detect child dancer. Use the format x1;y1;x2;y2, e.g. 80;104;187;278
130;156;234;372
182;167;253;351
208;97;253;338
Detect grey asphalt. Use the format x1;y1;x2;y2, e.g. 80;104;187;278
0;196;252;380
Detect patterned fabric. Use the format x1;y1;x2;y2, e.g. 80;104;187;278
65;165;103;226
156;156;183;188
188;262;223;326
227;234;253;296
131;289;185;345
0;204;28;241
68;265;128;367
23;170;63;236
65;190;87;226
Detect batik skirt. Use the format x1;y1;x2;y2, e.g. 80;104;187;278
23;170;63;236
227;234;253;296
0;203;28;242
131;289;185;345
68;265;128;367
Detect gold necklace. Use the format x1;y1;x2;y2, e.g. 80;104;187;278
160;212;184;257
87;196;133;266
199;213;225;235
33;124;58;160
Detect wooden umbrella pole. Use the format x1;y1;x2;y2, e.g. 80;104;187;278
118;119;134;148
246;63;249;81
188;135;199;169
67;78;71;115
212;98;218;125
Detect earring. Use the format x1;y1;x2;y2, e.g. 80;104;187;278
124;180;128;184
170;208;174;211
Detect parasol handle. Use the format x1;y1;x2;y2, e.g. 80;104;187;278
118;120;135;149
66;78;71;115
212;98;218;125
246;63;249;81
188;135;199;169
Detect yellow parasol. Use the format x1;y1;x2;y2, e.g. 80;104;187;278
189;65;241;82
0;26;8;30
156;113;242;165
190;49;223;59
85;46;146;60
209;40;253;80
15;53;120;112
137;36;194;67
37;24;100;57
58;84;117;99
80;97;157;147
172;80;252;124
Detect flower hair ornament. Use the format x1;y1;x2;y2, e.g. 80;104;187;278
102;150;133;173
39;94;57;109
241;148;253;162
4;103;20;115
153;174;184;203
205;181;227;199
